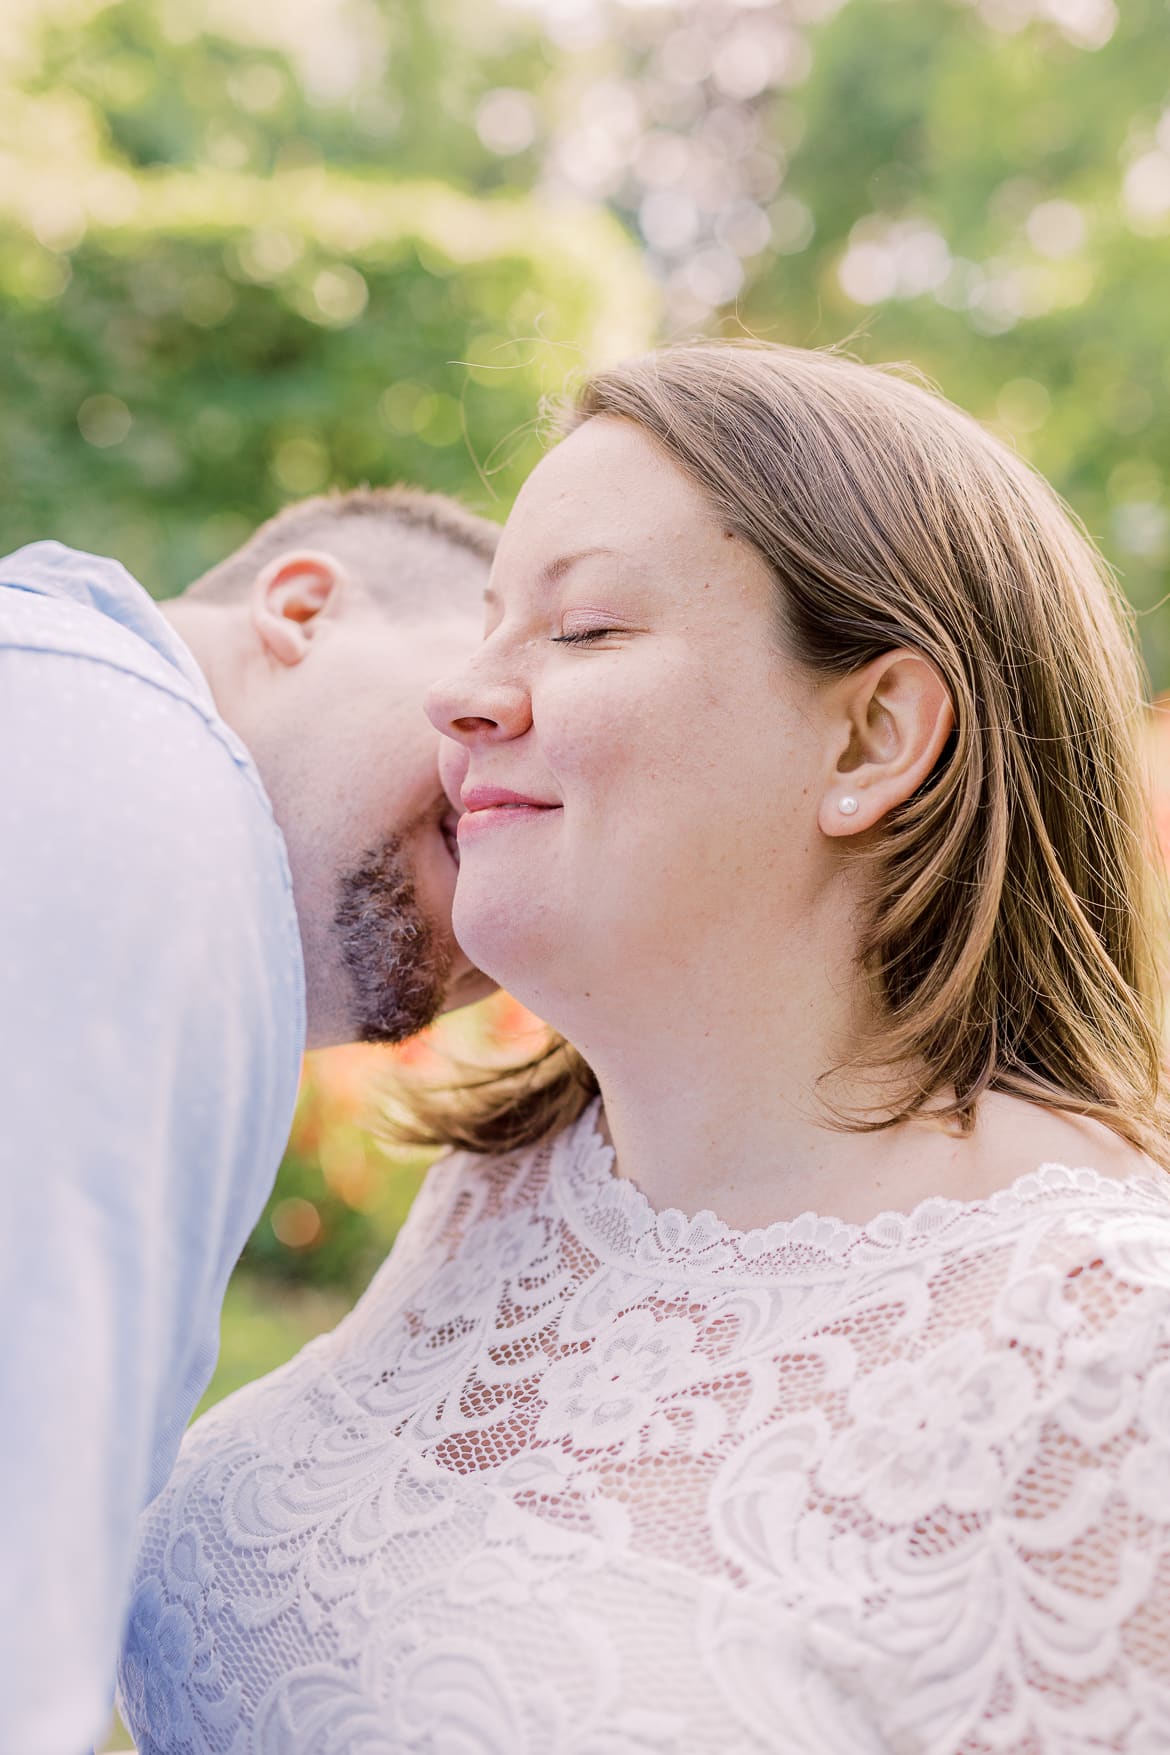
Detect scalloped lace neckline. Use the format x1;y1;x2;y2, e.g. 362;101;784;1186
550;1096;1170;1284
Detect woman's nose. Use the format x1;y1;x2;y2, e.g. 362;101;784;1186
423;662;532;746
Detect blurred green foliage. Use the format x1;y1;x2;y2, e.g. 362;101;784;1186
4;0;1166;651
742;0;1170;680
191;1274;354;1414
1;170;650;593
0;0;655;594
26;0;549;185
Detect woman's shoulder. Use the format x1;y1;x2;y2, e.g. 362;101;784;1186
930;1092;1166;1206
934;1094;1170;1266
908;1102;1170;1374
1013;1098;1160;1179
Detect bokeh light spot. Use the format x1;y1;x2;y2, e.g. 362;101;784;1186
476;89;538;155
77;395;132;448
271;433;330;495
271;1198;322;1250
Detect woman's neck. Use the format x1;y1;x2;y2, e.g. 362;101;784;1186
587;1047;1152;1232
543;885;1150;1229
569;917;919;1228
591;1056;931;1232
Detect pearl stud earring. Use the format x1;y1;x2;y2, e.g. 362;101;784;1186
838;795;859;816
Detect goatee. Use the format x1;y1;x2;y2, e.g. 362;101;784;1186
334;835;454;1044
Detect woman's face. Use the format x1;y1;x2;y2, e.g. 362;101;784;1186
426;416;838;1033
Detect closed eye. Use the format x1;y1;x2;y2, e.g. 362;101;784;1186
550;628;621;646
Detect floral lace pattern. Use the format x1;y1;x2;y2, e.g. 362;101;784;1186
120;1101;1170;1753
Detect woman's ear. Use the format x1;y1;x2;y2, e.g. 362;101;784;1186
250;550;350;667
818;649;954;837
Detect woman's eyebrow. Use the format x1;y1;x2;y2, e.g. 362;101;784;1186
537;546;617;587
484;546;619;611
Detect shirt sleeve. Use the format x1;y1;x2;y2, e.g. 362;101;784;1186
0;647;303;1755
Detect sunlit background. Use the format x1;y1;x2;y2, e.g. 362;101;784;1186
1;1;1168;1739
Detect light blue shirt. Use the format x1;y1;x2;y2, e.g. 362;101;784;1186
0;543;305;1754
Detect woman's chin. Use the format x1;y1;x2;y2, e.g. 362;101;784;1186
450;904;565;1017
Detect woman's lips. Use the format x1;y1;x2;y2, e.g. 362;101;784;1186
461;786;560;811
456;785;562;845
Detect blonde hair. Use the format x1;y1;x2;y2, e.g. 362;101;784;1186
395;342;1170;1165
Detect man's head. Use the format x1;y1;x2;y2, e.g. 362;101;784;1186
165;485;498;1048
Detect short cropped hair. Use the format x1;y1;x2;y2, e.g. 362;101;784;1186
186;485;499;614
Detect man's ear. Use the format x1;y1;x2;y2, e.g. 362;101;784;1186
250;550;350;667
818;649;954;837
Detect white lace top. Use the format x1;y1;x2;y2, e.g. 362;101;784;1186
119;1100;1170;1754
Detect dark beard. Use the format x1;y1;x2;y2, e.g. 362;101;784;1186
334;835;454;1044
